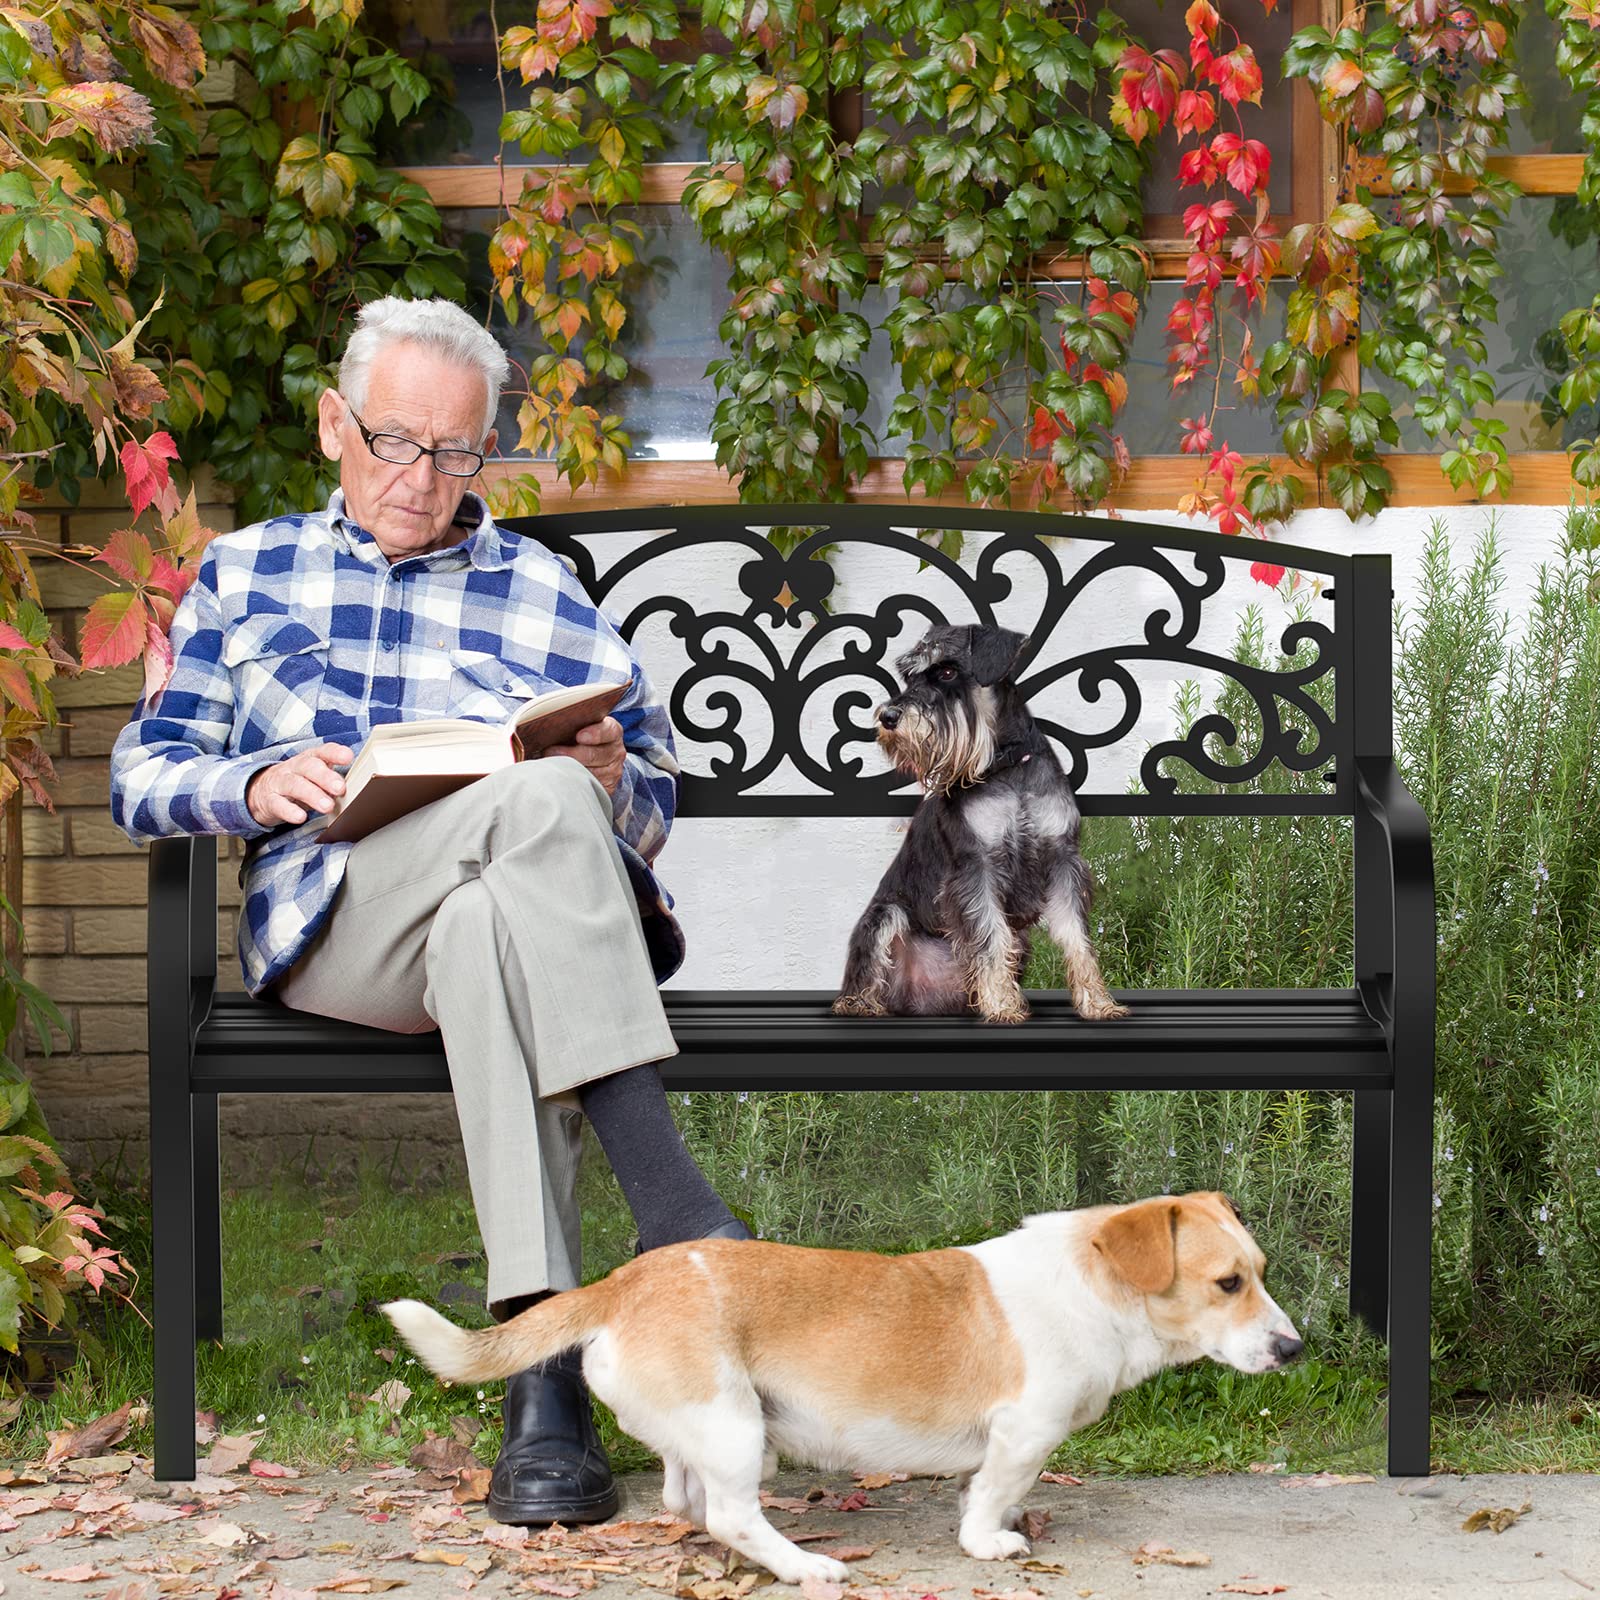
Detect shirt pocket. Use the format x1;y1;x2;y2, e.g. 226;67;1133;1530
222;611;332;753
447;648;554;725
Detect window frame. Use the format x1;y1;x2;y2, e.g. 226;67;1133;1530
374;0;1584;510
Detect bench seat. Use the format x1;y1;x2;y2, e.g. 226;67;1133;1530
190;987;1392;1093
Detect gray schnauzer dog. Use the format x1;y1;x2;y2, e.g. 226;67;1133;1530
833;622;1128;1025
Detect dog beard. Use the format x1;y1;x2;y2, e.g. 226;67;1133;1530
878;693;996;795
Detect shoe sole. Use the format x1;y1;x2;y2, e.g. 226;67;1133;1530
486;1483;621;1527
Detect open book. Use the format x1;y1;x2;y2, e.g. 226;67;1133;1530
318;677;629;844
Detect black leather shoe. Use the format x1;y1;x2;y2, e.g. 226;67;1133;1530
634;1215;755;1256
486;1348;619;1526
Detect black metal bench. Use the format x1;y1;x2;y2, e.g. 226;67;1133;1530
146;505;1434;1481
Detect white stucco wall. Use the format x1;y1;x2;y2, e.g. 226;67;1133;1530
631;504;1574;993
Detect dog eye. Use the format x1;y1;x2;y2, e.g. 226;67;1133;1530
1216;1274;1242;1294
936;664;958;682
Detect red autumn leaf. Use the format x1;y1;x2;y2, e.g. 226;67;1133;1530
1179;417;1215;454
1184;198;1236;247
1186;250;1224;290
1029;406;1063;452
1116;45;1185;126
1323;57;1365;101
0;620;33;650
1179;146;1220;188
1209;444;1243;484
79;591;147;671
1210;46;1263;106
1184;0;1220;38
1216;499;1247;536
1250;560;1287;588
1167;298;1199;336
120;430;180;521
93;528;154;587
1175;89;1216;136
1083;363;1129;413
142;612;175;703
1212;133;1271;196
1087;277;1140;330
0;658;40;716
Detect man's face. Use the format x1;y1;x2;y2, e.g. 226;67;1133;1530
316;340;499;562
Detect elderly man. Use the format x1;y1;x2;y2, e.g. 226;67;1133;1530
111;296;748;1525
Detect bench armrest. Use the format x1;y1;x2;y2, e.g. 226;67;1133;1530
1354;757;1435;1059
148;837;218;1053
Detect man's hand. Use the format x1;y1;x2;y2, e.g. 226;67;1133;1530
544;716;625;795
246;744;354;828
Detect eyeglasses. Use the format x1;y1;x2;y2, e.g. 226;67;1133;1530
345;405;485;477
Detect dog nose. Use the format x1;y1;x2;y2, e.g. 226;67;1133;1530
1270;1332;1304;1365
879;706;901;730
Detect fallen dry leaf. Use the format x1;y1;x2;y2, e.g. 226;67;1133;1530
1461;1501;1531;1534
1037;1472;1084;1486
759;1494;815;1513
451;1468;491;1504
1018;1509;1052;1543
817;1544;875;1562
43;1403;133;1467
203;1432;264;1475
1280;1473;1374;1489
408;1435;478;1475
195;1411;221;1447
40;1567;111;1583
523;1583;583;1598
1019;1561;1070;1576
313;1577;408;1594
368;1379;412;1414
1247;1462;1287;1475
126;1501;187;1523
1220;1583;1289;1596
251;1459;300;1479
971;1589;1043;1600
799;1582;843;1600
853;1472;909;1490
413;1548;492;1573
198;1521;256;1547
1131;1541;1211;1568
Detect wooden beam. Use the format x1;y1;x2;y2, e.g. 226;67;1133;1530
479;452;1587;510
1353;153;1583;197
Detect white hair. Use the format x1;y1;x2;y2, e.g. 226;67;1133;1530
337;297;511;443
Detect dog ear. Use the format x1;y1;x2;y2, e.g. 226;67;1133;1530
1092;1199;1180;1294
966;626;1030;687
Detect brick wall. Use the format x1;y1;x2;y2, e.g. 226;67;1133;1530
20;476;465;1184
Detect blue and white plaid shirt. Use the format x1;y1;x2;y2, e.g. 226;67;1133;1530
111;490;685;997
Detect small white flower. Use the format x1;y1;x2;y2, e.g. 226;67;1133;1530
1444;1146;1454;1162
301;1354;311;1364
1332;1274;1341;1288
1097;921;1105;934
739;1165;748;1179
256;1413;266;1424
1538;1243;1546;1257
1167;1145;1177;1159
478;1402;487;1413
1224;1140;1235;1155
1578;988;1586;999
1432;1194;1442;1210
681;1094;690;1105
1536;862;1549;880
1529;1003;1536;1014
406;1357;414;1365
477;1390;485;1399
1258;1408;1271;1417
911;1092;920;1103
1539;1205;1549;1222
737;1091;749;1103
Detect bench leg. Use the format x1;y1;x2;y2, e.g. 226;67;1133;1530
193;1094;222;1343
152;1081;197;1480
1349;1091;1390;1336
1386;1066;1432;1477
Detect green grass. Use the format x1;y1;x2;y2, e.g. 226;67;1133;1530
4;1159;1596;1478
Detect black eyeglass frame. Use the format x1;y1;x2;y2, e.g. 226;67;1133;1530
345;403;486;478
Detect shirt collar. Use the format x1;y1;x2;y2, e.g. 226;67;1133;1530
325;488;515;572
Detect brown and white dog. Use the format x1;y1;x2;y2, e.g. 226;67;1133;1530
386;1192;1301;1584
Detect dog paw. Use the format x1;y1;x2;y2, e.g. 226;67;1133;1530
978;999;1030;1025
1075;991;1130;1021
833;992;886;1018
775;1553;852;1585
960;1528;1031;1562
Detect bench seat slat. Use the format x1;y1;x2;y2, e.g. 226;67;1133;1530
189;989;1389;1093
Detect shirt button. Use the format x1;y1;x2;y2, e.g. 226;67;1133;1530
382;639;396;652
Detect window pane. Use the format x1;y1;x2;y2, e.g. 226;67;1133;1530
367;0;715;166
1108;0;1295;220
1509;5;1582;155
1364;198;1600;452
855;279;1285;456
443;206;730;459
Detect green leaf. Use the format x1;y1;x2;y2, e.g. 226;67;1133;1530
0;1257;21;1355
945;214;984;260
23;215;76;277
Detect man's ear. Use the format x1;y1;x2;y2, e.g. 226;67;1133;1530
967;626;1030;687
317;388;346;461
1092;1199;1180;1294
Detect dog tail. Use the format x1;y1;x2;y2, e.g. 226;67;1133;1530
384;1281;614;1385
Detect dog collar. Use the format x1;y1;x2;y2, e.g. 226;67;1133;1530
986;738;1038;775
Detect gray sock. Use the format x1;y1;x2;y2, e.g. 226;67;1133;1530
578;1063;737;1251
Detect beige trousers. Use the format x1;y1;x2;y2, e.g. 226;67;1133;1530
274;757;679;1305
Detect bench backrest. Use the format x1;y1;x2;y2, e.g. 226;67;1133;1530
502;505;1392;820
